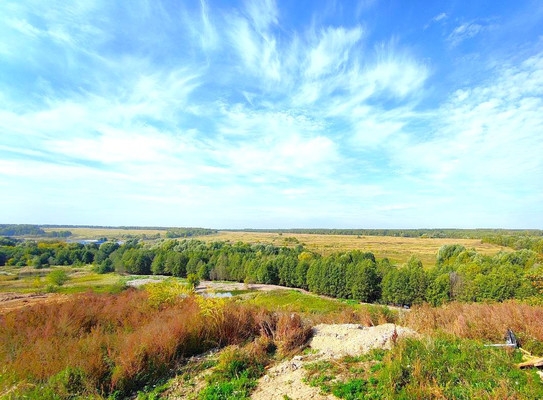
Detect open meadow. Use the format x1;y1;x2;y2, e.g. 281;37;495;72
200;231;504;267
42;226;166;240
43;227;506;268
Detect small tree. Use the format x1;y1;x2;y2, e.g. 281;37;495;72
47;269;69;286
186;273;200;290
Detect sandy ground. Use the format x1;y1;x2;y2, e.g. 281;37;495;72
0;292;68;314
196;280;305;293
250;323;418;400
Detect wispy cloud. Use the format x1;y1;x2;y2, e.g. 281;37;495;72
0;1;541;228
386;52;543;225
433;13;448;23
447;21;485;46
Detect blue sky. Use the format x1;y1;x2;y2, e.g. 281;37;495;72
1;0;542;229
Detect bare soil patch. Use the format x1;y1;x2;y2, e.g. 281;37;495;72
196;280;304;293
0;292;68;315
251;323;418;399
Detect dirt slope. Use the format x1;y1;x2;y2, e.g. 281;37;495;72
251;323;417;399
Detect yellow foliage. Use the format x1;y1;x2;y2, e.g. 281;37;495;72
145;279;192;308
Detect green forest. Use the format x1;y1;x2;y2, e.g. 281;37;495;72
2;235;542;306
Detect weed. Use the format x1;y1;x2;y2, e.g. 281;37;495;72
198;345;266;399
145;279;191;308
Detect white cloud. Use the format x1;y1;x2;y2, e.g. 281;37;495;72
227;14;281;81
433;13;448;23
305;26;364;78
447;22;484;46
389;52;543;205
245;0;278;33
198;0;218;50
2;1;540;228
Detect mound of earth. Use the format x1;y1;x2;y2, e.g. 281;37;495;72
251;323;418;400
309;323;417;357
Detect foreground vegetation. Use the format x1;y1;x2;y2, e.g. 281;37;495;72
304;337;543;399
0;285;309;398
1;282;542;399
1;229;543;398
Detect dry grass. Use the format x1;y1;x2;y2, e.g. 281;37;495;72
405;301;543;354
41;228;506;267
0;289;315;398
42;227;165;239
200;231;504;267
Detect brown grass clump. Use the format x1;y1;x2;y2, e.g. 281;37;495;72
309;304;399;327
274;313;313;356
256;311;313;357
405;301;543;354
0;289;317;398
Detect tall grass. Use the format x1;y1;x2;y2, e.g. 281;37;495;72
0;288;312;398
406;301;543;354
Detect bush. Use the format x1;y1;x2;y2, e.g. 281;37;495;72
187;273;200;289
145;279;191;308
47;268;69;286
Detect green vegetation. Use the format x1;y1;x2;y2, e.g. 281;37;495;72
47;268;69;286
0;265;126;295
483;234;543;254
2;235;542;306
304;337;543;399
1;230;543;398
248;289;348;314
199;345;266;400
165;228;217;238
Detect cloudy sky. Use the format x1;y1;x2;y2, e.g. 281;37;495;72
1;1;542;229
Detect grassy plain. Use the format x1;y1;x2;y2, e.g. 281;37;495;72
42;227;506;268
42;226;165;240
0;265;126;295
200;231;505;267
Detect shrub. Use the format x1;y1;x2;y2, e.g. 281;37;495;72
199;345;266;400
187;273;200;289
47;268;69;286
145;279;190;308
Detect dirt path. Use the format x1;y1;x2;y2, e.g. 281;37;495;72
196;280;307;293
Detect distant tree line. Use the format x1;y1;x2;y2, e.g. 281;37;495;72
237;228;543;239
0;224;46;236
0;239;96;268
482;235;543;254
0;224;216;239
165;228;218;238
2;237;541;306
0;224;72;238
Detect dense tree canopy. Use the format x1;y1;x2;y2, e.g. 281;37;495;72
1;236;541;306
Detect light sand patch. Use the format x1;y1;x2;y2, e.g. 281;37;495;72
251;323;418;399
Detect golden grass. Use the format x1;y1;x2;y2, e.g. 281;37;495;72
40;228;506;267
199;231;505;268
42;227;165;239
